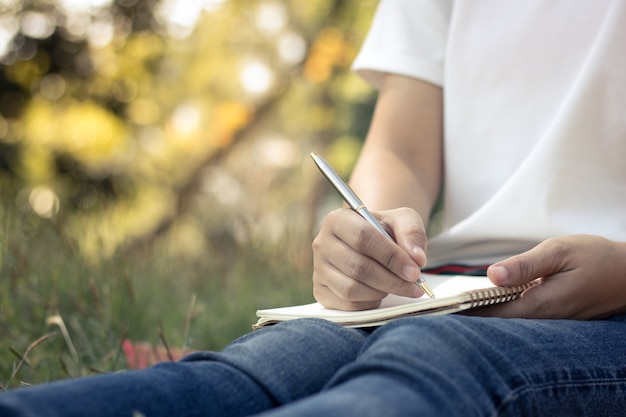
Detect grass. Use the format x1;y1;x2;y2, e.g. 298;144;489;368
0;200;314;390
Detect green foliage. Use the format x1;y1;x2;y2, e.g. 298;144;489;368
0;196;313;388
0;0;378;261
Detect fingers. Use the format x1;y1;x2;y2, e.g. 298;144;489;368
487;237;571;287
466;283;555;319
325;208;426;286
379;207;428;267
312;207;426;310
313;280;386;311
480;238;576;318
312;230;407;310
479;235;626;320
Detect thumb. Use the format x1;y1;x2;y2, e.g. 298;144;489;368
487;240;567;286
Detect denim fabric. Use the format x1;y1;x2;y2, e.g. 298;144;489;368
1;315;626;417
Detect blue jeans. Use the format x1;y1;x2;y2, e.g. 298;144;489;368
2;315;626;416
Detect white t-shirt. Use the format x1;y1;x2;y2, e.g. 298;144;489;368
353;0;626;267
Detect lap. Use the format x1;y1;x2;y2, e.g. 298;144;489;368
0;318;368;417
323;314;626;416
3;315;625;417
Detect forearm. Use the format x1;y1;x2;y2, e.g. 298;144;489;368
350;146;436;225
312;75;442;308
349;74;443;225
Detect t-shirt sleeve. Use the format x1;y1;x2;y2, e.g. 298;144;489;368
352;0;453;89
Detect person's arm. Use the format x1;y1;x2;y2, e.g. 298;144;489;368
312;74;443;310
350;74;443;219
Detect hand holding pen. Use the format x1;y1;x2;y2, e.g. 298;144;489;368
311;152;435;307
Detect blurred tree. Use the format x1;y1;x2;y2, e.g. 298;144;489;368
0;0;378;266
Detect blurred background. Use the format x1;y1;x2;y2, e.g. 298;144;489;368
0;0;378;387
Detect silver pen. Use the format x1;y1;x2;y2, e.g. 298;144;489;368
310;152;435;298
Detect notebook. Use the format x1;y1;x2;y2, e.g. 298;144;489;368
253;274;535;329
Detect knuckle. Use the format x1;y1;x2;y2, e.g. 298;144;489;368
511;256;534;279
378;246;402;270
311;261;324;282
311;235;323;252
394;206;415;218
318;209;344;237
326;208;344;223
312;281;323;297
535;237;573;272
326;207;342;216
339;279;362;301
345;253;373;279
543;238;569;264
404;224;428;244
352;224;375;250
312;282;328;303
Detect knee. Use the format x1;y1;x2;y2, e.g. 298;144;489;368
325;316;517;415
372;315;503;349
181;318;369;404
182;318;367;363
346;315;514;380
227;318;367;357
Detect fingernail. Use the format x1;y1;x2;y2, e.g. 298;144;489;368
490;265;509;283
403;265;419;281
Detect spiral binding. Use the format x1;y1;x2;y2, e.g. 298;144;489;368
466;282;535;308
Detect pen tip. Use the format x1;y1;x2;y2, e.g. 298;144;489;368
418;279;435;299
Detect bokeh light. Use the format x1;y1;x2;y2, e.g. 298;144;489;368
28;186;60;218
0;0;378;262
240;60;274;95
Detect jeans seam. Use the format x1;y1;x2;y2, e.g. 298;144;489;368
493;377;626;416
